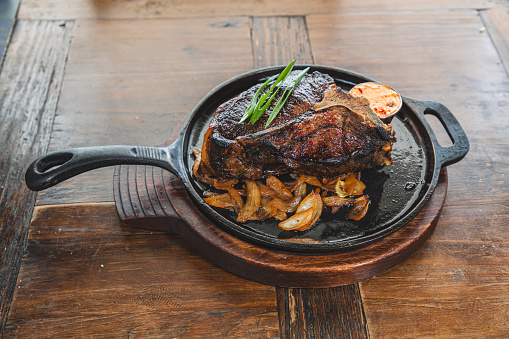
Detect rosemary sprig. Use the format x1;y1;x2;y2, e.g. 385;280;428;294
238;60;309;128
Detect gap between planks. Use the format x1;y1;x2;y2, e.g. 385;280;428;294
480;7;509;77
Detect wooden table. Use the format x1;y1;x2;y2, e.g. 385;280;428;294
1;1;508;337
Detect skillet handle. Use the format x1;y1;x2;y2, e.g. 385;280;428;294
405;98;469;167
25;145;180;191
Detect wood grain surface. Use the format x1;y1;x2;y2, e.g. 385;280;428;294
277;286;368;339
251;16;314;69
0;19;73;330
2;0;509;337
5;203;279;338
481;7;509;75
17;0;506;19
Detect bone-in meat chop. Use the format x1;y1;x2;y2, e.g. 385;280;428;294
200;71;396;179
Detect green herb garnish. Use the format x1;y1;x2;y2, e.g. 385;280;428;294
238;60;309;128
238;74;277;124
266;66;309;127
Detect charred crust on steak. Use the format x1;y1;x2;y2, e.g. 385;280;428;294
375;125;390;141
210;71;335;140
203;71;396;179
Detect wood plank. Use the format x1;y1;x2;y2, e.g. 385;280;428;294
277;286;368;339
361;166;508;337
35;17;253;205
308;10;499;97
251;16;313;68
17;0;505;20
5;203;279;337
360;218;509;337
307;10;509;338
481;7;509;76
0;19;73;331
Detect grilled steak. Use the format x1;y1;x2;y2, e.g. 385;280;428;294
200;71;396;179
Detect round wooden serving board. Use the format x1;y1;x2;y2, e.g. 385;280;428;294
113;160;447;288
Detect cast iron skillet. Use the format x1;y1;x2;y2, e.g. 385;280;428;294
25;65;469;253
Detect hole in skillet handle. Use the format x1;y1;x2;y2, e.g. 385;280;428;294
423;110;453;147
406;98;469;168
35;152;74;173
25;151;77;191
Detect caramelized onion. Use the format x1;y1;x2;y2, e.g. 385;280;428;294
192;149;202;180
273;210;288;221
284;177;306;193
256;181;277;198
213;179;243;213
322;195;354;207
237;180;261;222
204;193;234;210
302;191;323;231
214;178;238;190
200;127;213;170
335;172;365;197
279;208;313;231
345;172;366;196
267;196;302;213
293;182;307;198
266;176;293;200
346;195;370;221
300;175;323;188
194;148;371;228
191;149;215;185
281;190;323;232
